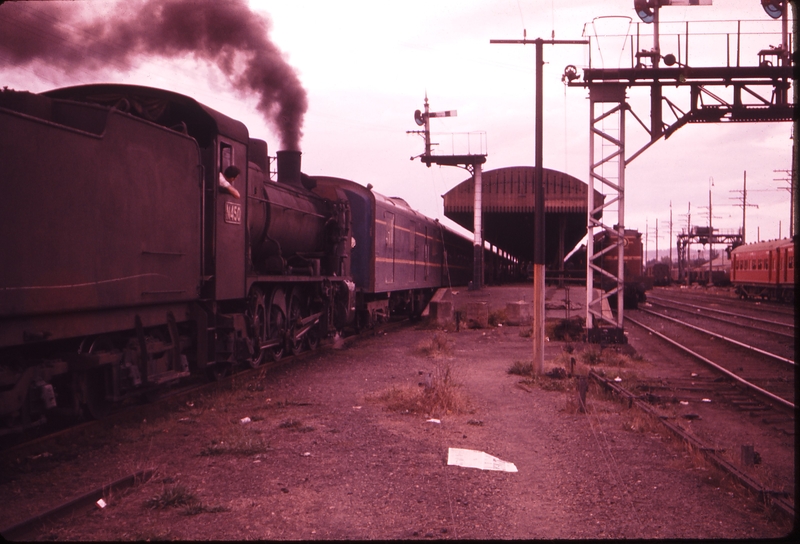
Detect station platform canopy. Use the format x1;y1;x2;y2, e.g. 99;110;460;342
443;166;603;267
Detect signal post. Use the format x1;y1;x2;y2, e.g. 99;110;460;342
408;95;487;290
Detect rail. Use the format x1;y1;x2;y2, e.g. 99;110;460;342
625;314;794;411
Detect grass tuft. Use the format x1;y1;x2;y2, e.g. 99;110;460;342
507;360;532;376
376;361;468;418
144;484;229;516
488;309;507;327
414;332;452;358
549;317;585;341
144;485;198;510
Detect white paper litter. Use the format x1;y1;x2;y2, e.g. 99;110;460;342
96;499;107;509
426;418;441;424
447;448;517;473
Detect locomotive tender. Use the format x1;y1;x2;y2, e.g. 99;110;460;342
0;84;477;432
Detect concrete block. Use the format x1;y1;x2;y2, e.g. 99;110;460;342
505;301;531;325
429;300;453;326
422;288;452;317
466;302;489;329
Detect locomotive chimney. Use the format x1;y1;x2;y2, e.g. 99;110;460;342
277;150;302;185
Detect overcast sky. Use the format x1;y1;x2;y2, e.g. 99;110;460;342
1;0;793;259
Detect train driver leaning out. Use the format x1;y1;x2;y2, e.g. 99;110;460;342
218;165;242;199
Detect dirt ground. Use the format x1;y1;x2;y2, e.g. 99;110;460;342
0;285;794;540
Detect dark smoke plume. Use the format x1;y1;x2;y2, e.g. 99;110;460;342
0;0;307;150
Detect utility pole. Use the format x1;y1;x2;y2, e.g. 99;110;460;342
661;209;672;277
729;170;759;245
708;190;713;284
668;202;672;271
490;36;587;375
685;202;691;285
774;168;793;238
655;218;659;263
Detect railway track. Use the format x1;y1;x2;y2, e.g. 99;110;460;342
650;287;795;319
590;372;796;521
626;308;795;411
621;302;795;521
646;294;795;341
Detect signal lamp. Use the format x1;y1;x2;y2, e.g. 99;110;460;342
761;0;784;19
634;0;655;23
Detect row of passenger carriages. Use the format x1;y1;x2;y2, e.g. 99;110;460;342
730;238;795;302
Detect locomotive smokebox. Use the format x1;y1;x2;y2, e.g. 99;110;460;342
277;150;302;185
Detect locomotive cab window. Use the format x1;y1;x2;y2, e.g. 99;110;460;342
220;143;233;172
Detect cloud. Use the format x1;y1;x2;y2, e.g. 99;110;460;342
0;0;307;149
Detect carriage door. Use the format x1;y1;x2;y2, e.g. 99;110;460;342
410;221;417;280
384;211;395;284
424;226;429;280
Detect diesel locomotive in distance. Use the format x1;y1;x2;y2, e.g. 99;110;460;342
566;229;648;309
0;84;496;433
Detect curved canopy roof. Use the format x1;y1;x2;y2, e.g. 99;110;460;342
443;166;603;265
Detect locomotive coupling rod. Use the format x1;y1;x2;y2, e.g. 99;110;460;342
259;338;283;350
290;312;323;343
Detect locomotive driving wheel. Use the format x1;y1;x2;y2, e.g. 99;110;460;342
286;287;306;356
267;288;287;362
249;286;287;363
249;287;269;369
305;315;320;351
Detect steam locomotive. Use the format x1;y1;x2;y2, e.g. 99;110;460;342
0;84;490;433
